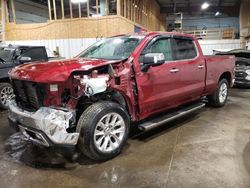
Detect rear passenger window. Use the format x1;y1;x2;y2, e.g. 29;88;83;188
21;48;46;61
172;38;197;60
139;38;173;62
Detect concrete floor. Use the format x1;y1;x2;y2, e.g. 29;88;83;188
0;88;250;188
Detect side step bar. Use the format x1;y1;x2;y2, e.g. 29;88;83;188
138;103;205;131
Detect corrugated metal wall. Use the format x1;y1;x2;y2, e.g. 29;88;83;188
199;39;242;55
5;38;98;58
4;38;242;58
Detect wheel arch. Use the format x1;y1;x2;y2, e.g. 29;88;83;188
101;91;134;121
75;90;135;122
219;72;232;85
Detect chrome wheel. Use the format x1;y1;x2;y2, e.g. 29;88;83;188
0;86;14;106
94;112;125;153
219;82;228;103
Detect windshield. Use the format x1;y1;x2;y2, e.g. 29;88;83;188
0;47;14;62
79;35;145;60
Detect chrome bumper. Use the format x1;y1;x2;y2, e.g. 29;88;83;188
8;101;79;146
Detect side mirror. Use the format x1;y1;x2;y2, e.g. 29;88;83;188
18;56;32;64
141;53;165;72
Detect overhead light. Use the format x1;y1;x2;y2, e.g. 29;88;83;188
201;2;210;10
71;0;87;3
215;11;220;16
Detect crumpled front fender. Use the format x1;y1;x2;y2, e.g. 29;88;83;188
8;101;79;146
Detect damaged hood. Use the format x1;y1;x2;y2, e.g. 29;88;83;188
9;58;121;83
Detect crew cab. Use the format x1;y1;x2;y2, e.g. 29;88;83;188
8;32;235;161
0;45;50;109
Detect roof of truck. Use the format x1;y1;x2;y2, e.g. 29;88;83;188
113;31;196;40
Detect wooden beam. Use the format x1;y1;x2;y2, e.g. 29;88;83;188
4;0;9;23
124;0;127;18
128;0;130;19
69;0;73;18
79;1;81;17
11;0;16;23
48;0;52;20
105;0;108;15
87;0;89;17
131;0;133;21
96;0;99;15
117;0;120;16
61;0;64;19
133;0;135;22
52;0;57;20
131;0;134;21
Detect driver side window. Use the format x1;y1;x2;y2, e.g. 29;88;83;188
139;38;173;63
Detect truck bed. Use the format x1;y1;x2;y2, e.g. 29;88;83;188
204;55;235;95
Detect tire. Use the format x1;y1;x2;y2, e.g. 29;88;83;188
76;101;130;161
208;79;229;107
0;83;14;110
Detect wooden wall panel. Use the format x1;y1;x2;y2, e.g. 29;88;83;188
5;16;136;40
4;0;166;41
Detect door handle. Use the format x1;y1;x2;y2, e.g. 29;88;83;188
170;68;179;73
198;65;204;69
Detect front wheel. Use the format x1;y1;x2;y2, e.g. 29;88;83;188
0;83;15;110
76;101;130;161
208;79;229;107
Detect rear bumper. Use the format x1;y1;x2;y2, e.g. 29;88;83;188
8;101;79;147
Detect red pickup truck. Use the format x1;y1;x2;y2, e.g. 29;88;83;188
8;32;235;161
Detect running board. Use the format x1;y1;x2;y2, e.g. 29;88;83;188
138;103;205;131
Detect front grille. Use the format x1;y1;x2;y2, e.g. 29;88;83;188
12;80;45;112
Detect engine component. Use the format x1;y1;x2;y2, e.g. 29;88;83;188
81;76;109;96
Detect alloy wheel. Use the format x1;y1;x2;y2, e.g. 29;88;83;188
0;86;14;106
219;83;228;103
94;112;126;153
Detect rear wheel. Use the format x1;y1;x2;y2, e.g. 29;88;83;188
76;101;130;161
208;79;229;107
0;83;14;110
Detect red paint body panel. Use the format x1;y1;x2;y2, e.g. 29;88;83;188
9;32;236;121
203;55;236;95
9;58;118;83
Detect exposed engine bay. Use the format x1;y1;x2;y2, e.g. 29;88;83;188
8;59;138;146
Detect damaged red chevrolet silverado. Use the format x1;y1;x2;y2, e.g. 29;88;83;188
8;32;235;161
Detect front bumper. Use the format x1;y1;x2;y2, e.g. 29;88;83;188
234;79;250;87
8;101;79;147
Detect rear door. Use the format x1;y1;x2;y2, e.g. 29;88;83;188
171;37;206;102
